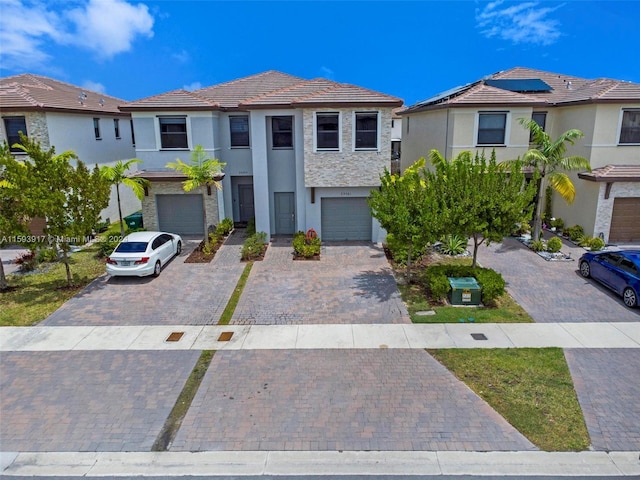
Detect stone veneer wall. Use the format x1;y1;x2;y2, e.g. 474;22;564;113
141;181;219;234
303;108;393;187
0;111;49;149
594;181;640;243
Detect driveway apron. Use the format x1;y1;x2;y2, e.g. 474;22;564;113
231;241;410;324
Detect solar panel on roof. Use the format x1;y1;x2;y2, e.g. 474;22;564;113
485;79;553;93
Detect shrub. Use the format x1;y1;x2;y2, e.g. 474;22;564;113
36;247;59;263
293;231;321;258
242;231;268;260
439;234;468;255
578;235;592;247
546;236;563;253
530;239;546;252
550;218;564;231
587;237;605;251
15;251;38;272
216;218;234;236
512;222;531;236
385;233;424;265
424;264;505;305
246;218;256;236
564;225;584;242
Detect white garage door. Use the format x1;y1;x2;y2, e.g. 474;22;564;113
156;194;204;236
321;197;372;241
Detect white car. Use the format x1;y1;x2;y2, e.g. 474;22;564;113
106;231;182;277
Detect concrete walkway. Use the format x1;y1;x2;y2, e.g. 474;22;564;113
2;322;639;351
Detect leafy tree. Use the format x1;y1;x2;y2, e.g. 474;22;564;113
166;145;225;234
7;136;110;287
429;149;538;266
504;118;591;241
100;159;149;237
369;158;442;281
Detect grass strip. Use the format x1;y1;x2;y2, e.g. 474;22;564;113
151;350;215;451
428;348;590;451
217;261;253;325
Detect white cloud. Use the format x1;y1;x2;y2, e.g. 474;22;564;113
183;82;202;91
0;0;154;71
476;1;563;46
82;80;106;93
320;66;335;80
172;50;190;64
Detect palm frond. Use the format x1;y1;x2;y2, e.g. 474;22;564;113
548;172;576;203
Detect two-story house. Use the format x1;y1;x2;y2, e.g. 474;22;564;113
0;74;140;223
119;71;403;242
400;67;640;244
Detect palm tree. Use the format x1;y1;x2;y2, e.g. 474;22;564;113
508;118;591;241
166;145;225;235
100;159;149;237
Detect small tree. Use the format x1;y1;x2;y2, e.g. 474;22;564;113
100;159;149;237
166;145;225;235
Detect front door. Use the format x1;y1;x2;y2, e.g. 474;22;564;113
238;184;255;222
274;192;295;234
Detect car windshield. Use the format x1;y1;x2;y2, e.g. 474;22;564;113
115;241;148;253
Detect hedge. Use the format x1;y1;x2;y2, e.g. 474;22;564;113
424;264;505;305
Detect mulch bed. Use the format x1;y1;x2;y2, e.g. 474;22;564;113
184;237;226;263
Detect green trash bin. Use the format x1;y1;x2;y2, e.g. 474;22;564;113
448;277;481;305
124;211;143;230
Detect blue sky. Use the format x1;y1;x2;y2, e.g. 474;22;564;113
1;0;639;106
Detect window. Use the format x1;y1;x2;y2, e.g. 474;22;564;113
2;116;27;152
159;117;188;149
93;118;101;139
355;112;378;149
477;112;507;145
230;116;249;147
272;116;293;148
114;119;121;139
130;119;136;146
620;109;640;144
316;113;339;150
619;258;638;276
530;112;547;142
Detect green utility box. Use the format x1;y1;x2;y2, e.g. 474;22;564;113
124;211;143;230
448;277;481;305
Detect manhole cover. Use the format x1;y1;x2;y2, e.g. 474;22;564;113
218;331;234;341
166;331;184;342
471;333;488;341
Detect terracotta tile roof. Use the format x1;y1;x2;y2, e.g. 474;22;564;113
118;89;218;111
121;71;402;111
578;165;640;182
0;73;128;115
404;67;640;113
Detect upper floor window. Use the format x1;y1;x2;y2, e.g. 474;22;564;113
159;117;188;149
316;112;340;150
93;118;101;139
114;119;121;139
478;112;507;145
230;116;249;147
2;116;27;153
355;112;378;150
272;116;293;148
619;109;640;144
130;119;136;146
530;112;547;142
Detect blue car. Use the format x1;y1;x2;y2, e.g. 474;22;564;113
579;250;640;308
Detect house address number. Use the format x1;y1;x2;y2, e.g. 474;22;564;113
340;191;351;196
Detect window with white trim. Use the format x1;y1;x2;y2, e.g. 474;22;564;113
93;118;101;139
315;112;340;150
159;117;188;149
530;112;547;142
230;116;250;147
272;116;293;148
477;112;507;145
2;116;27;152
620;109;640;144
354;112;378;150
114;119;121;139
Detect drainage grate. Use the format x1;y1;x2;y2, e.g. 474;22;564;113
218;331;234;342
166;332;185;342
471;333;488;341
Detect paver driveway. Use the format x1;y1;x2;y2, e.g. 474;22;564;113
42;236;245;326
231;241;410;324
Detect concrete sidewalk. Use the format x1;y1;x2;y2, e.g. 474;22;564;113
1;450;639;476
2;322;639;351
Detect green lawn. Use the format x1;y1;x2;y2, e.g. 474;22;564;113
429;348;590;451
1;245;106;326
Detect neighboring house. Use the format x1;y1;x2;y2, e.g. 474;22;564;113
390;106;403;174
0;74;140;224
400;67;640;244
119;71;403;242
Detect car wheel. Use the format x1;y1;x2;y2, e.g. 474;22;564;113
623;287;638;308
153;261;161;277
579;260;591;278
176;241;182;255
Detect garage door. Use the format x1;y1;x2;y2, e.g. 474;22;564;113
156;194;204;236
321;197;372;241
609;197;640;243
